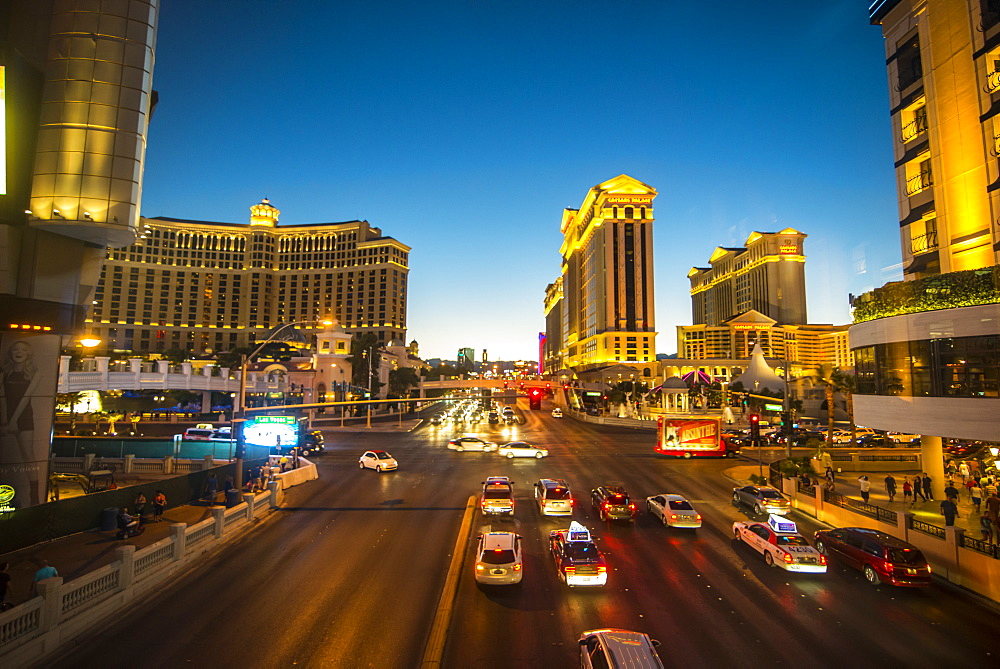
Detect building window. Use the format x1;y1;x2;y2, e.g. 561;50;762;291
895;34;922;91
904;155;933;195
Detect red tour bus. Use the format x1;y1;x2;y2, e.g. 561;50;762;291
655;416;739;458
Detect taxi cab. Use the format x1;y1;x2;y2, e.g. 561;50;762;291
534;478;574;516
549;521;607;587
480;476;515;515
733;515;827;573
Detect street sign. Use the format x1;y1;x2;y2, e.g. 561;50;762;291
764;403;782;412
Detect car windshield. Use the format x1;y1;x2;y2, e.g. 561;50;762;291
480;549;516;565
376;452;393;460
546;489;571;500
668;500;693;510
760;490;783;499
776;535;809;547
564;542;599;560
887;547;925;564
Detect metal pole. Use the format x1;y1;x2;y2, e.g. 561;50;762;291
784;359;792;460
757;435;763;478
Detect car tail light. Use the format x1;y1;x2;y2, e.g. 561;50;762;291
695;514;702;521
819;554;827;566
564;565;575;575
884;562;895;573
476;564;485;572
670;514;678;521
513;564;522;571
603;502;610;510
781;552;794;564
628;503;636;511
926;564;932;574
597;565;607;574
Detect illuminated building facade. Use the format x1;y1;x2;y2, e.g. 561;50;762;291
86;199;410;353
1;1;158;508
457;347;475;368
545;175;657;373
850;1;1000;498
688;229;807;327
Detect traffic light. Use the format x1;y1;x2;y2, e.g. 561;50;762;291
529;388;542;410
749;414;760;443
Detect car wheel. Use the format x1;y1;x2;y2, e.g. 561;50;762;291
864;564;881;586
815;540;828;555
376;466;382;473
600;510;607;522
507;452;515;459
764;552;774;567
734;527;741;540
662;515;670;528
732;492;741;504
682;452;692;459
456;446;464;452
535;452;543;459
359;461;365;469
754;504;763;515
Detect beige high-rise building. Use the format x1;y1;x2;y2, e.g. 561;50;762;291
687;229;807;327
544;175;657;372
86;199;410;353
869;0;1000;277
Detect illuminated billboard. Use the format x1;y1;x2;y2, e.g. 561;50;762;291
241;415;299;453
1;66;6;195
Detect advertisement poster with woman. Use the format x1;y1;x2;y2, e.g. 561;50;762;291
0;333;59;509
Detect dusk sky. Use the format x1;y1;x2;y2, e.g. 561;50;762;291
139;1;900;361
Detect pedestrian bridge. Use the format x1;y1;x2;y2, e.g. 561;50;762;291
57;356;284;395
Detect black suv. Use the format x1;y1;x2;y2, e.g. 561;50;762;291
590;486;637;522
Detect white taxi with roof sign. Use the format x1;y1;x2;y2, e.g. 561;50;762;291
549;521;608;587
732;515;827;573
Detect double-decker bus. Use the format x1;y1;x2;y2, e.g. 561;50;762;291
655;416;739;458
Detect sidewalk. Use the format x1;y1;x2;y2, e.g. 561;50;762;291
724;465;983;537
314;418;422;433
0;498;231;608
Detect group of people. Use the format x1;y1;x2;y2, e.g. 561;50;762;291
244;464;273;493
129;489;167;522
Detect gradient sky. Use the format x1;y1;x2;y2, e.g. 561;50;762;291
139;1;901;361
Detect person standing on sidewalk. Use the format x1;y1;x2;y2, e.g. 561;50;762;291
204;473;218;505
134;491;147;520
884;474;897;503
859;476;871;503
922;474;934;501
152;490;166;522
940;498;959;527
29;561;57;597
902;477;913;503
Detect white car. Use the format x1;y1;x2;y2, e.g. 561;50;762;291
887;431;920;444
497;441;548;459
551;408;563;418
732;516;827;573
645;494;702;529
474;532;523;585
358;450;398;472
447;436;497;452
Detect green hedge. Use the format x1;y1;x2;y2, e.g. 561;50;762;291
852;266;1000;323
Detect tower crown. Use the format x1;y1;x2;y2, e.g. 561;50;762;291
250;198;280;226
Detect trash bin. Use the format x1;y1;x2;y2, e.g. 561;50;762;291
225;489;241;508
101;507;118;531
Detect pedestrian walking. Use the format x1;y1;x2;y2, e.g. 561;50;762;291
859;476;871;504
204;473;218;505
223;475;234;493
884;474;897;503
971;482;984;514
944;481;960;502
0;562;12;610
134;491;147;520
252;465;263;492
981;514;994;543
985;479;998;498
29;561;57;596
279;455;289;473
940;498;959;526
922;474;933;501
959;461;971;482
902;477;913;503
152;490;166;522
946;460;957;479
913;475;927;502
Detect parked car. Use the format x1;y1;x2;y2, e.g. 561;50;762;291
813;527;931;587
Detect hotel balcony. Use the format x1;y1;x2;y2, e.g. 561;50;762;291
987;68;1000;94
905;171;933;196
909;230;938;255
900;115;927;143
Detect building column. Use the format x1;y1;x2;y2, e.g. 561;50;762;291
920;435;946;500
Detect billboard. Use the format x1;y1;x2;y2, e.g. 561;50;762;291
0;333;60;509
240;415;299;454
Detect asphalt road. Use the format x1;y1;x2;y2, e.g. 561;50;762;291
48;403;1000;668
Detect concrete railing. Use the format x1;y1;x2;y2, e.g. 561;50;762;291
0;484;285;666
781;478;1000;602
267;455;319;489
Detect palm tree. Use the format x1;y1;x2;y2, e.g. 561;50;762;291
807;363;838;443
833;369;857;445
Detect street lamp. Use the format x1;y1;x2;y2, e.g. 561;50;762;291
235;320;331;486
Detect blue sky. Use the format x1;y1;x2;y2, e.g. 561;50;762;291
140;1;901;361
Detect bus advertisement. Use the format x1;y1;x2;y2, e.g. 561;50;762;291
655;416;738;458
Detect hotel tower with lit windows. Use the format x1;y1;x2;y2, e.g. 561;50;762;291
854;1;1000;498
85;198;410;354
544;175;657;374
